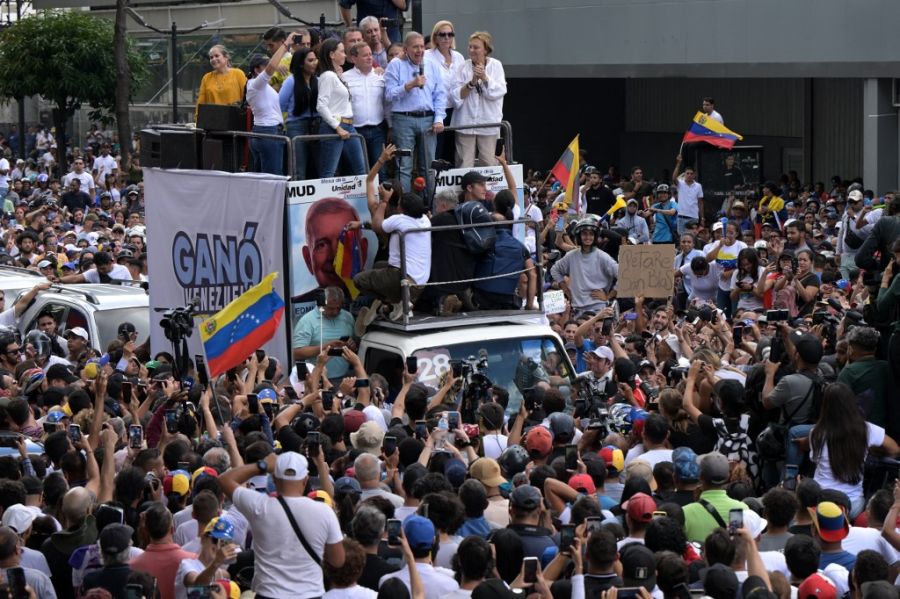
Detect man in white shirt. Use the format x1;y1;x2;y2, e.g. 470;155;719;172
623;414;673;469
344;42;387;178
91;145;117;185
0;157;9;200
220;452;345;599
379;515;459;599
62;158;95;197
672;155;705;234
702;97;724;124
60;251;132;284
354;189;431;324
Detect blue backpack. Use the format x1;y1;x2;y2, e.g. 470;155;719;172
475;230;525;295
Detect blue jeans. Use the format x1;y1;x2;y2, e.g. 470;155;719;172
391;113;437;194
250;125;284;176
318;121;366;178
356;123;388;180
785;423;813;479
716;288;734;320
286;118;314;180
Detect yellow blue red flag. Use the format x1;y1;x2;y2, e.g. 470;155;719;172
682;112;743;149
333;226;363;299
200;272;284;377
550;135;579;208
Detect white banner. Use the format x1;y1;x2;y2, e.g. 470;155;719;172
145;168;289;371
286;175;379;322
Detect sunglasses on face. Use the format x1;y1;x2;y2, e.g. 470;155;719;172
436;32;455;38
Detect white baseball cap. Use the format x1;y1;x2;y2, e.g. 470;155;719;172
1;504;41;534
590;346;614;362
65;327;89;341
275;452;308;481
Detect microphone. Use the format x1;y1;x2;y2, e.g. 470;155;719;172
418;62;424;87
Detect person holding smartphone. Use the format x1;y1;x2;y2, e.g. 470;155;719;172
291;286;356;380
448;31;507;168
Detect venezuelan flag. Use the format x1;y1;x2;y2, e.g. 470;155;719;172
200;272;285;377
682;111;743;149
333;226;363;299
550;135;579;209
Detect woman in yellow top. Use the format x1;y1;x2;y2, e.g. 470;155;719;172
195;45;247;122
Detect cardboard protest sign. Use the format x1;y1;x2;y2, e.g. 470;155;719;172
616;245;676;298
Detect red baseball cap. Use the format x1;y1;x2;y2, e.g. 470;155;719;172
798;573;837;599
623;492;657;523
525;426;553;456
568;473;596;495
343;410;366;434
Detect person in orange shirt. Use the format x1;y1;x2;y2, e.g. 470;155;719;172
130;503;197;599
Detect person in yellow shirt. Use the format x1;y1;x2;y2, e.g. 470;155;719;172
195;45;247;122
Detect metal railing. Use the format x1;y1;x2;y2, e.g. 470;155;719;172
397;218;543;325
288;132;370;181
148;120;512;179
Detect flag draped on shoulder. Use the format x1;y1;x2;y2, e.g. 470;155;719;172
682;112;743;149
200;272;285;377
550;135;580;208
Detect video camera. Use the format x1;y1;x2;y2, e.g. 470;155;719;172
160;297;200;343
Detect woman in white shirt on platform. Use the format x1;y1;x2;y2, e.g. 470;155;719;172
245;35;295;175
450;31;507;168
317;39;367;178
425;21;465;162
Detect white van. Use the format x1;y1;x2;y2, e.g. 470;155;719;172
358;313;575;414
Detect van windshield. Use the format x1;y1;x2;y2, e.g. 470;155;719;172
411;336;573;414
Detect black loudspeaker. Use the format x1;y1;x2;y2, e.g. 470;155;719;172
140;129;200;169
159;130;200;169
197;104;246;131
202;137;242;172
139;129;161;168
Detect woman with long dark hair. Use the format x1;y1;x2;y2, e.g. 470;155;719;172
730;247;765;312
279;47;319;179
316;39;367;178
810;383;898;518
792;248;820;316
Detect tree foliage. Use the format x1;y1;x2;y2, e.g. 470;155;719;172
0;10;148;116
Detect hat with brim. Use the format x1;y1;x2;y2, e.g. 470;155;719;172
810;501;849;543
350;421;385;456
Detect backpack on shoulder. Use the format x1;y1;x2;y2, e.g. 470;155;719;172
455;200;496;255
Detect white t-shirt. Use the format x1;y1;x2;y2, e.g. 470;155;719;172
82;263;132;283
323;585;380;599
680;261;719;303
675;179;703;219
174;558;206;599
706;240;747;291
434;535;461;569
384;214;431;284
481;433;509;460
843;526;900;565
92;155;117;181
624;447;673;469
0;158;9;186
63;171;95;194
441;590;473;599
731;265;765;311
811;422;885;505
523;203;543;253
232;487;343;598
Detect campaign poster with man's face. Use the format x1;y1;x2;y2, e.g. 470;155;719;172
287;175;377;319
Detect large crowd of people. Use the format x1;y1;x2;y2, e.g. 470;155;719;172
0;14;897;599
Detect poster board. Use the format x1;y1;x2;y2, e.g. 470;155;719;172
286;176;378;322
616;244;676;298
144;168;289;368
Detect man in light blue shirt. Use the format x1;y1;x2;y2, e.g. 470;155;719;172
384;32;447;195
292;286;356;378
